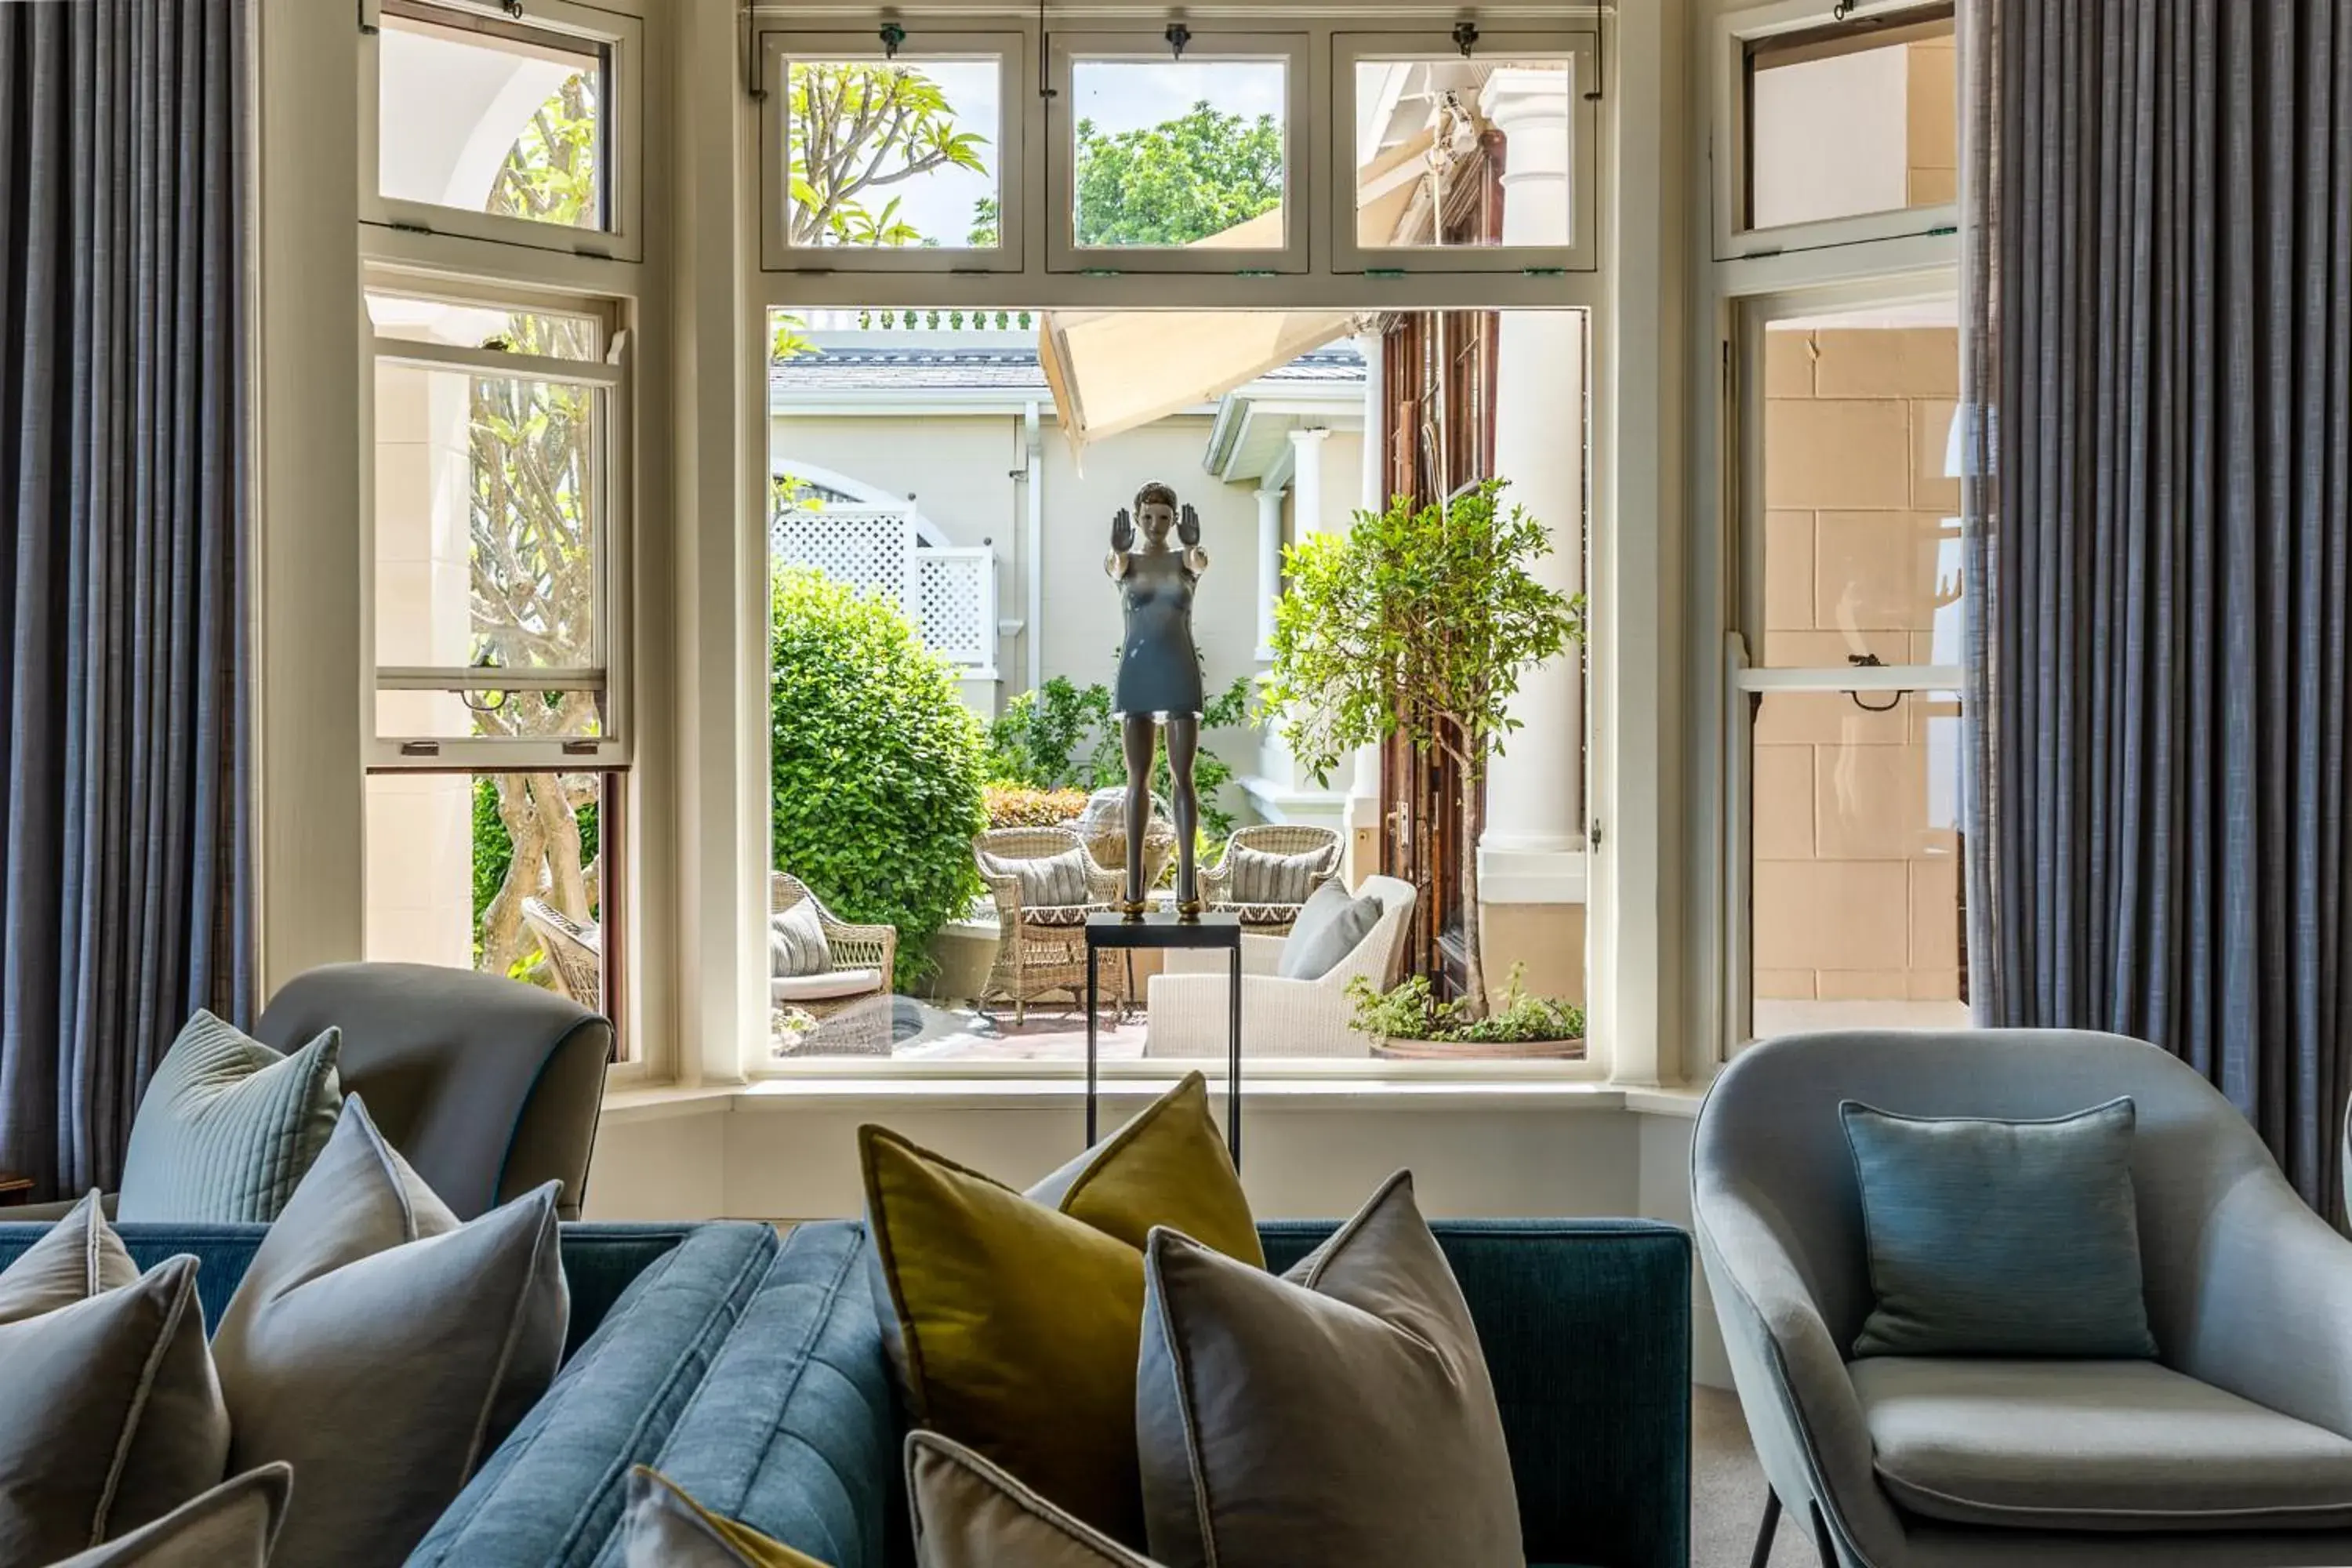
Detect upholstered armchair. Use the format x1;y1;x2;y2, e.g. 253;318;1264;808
974;826;1124;1022
1145;875;1415;1059
1200;823;1343;931
1694;1029;2352;1567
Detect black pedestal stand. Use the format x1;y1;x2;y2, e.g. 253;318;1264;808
1083;912;1243;1165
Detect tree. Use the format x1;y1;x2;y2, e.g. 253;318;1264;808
1262;479;1584;1015
786;63;987;247
1074;103;1283;247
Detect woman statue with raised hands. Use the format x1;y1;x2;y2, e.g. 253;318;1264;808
1105;481;1208;917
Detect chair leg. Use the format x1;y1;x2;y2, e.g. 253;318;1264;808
1747;1489;1781;1568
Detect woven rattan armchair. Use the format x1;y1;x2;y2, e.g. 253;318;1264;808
1200;824;1345;932
768;873;897;1054
973;826;1125;1023
521;898;603;1007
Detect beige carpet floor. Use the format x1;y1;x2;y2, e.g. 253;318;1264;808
1693;1385;1820;1568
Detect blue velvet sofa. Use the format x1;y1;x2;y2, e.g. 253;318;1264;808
0;1217;1692;1568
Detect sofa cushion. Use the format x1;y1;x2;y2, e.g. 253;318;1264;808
408;1221;782;1568
1853;1356;2352;1530
118;1011;342;1224
771;968;882;1004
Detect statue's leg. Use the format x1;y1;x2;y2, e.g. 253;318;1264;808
1120;714;1156;914
1167;716;1202;916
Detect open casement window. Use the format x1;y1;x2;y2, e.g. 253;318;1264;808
365;283;629;773
360;0;642;260
757;32;1024;274
1331;31;1598;275
1711;0;1957;261
1047;31;1309;276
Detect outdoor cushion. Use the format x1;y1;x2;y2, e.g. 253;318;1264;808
981;844;1094;909
1852;1356;2352;1531
770;968;882;1004
907;1432;1160;1568
48;1465;290;1568
117;1010;343;1223
1227;843;1329;905
770;902;832;979
1276;883;1381;980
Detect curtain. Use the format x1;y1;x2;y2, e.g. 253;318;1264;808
0;0;252;1198
1962;0;2352;1211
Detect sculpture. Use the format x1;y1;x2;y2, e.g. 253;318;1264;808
1106;481;1207;918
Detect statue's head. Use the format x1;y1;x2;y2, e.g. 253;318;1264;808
1133;482;1179;546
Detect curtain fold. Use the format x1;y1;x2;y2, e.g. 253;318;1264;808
0;0;252;1198
1962;0;2352;1212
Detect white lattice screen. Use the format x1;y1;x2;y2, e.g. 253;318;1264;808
916;549;994;666
772;506;994;670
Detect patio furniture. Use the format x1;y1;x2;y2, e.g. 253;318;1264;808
521;897;603;1007
974;826;1126;1023
1200;823;1344;931
1145;875;1416;1058
1071;785;1178;893
768;873;896;1053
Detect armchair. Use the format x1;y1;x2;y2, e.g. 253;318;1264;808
1694;1029;2352;1568
1144;875;1414;1058
1200;823;1343;932
768;873;895;1053
974;826;1125;1023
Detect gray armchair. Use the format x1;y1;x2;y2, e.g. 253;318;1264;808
1695;1029;2352;1568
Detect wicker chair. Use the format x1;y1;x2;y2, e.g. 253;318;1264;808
1071;787;1178;893
768;872;897;1054
521;898;603;1006
973;826;1126;1023
1200;824;1345;932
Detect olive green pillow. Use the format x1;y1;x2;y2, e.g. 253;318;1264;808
118;1010;342;1222
862;1072;1258;1547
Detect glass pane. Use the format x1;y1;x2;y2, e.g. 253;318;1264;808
1750;690;1966;1039
363;771;612;1027
377;7;606;230
1747;20;1955;230
784;59;1001;249
1759;314;1962;666
1352;58;1573;249
366;291;599;360
1071;59;1287;247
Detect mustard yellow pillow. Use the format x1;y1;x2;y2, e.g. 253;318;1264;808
860;1073;1258;1548
620;1467;829;1566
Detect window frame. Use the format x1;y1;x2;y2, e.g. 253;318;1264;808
755;30;1029;275
1327;28;1600;277
358;0;645;263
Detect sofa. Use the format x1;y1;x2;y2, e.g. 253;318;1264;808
0;1214;1693;1568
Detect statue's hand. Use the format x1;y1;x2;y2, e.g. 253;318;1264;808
1111;507;1134;553
1178;503;1202;548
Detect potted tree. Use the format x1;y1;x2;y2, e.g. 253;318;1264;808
1263;477;1585;1050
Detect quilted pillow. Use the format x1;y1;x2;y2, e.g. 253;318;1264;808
117;1011;342;1223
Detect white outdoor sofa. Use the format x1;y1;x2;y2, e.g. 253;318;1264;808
1142;875;1417;1059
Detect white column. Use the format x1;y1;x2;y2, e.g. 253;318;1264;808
1254;485;1284;662
1287;426;1330;538
1347;332;1388;880
1479;70;1586;902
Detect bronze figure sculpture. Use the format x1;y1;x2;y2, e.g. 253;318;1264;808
1106;481;1207;918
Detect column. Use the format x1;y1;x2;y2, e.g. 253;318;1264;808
1479;70;1585;895
1287;427;1330;539
1347;331;1387;884
1254;485;1284;662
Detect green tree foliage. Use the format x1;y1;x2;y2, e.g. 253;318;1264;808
1074;103;1283;247
770;569;989;989
967;195;1000;248
787;64;988;247
1263;480;1584;1014
984;674;1254;841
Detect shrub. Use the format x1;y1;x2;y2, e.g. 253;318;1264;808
1345;967;1585;1045
983;784;1091;829
985;673;1255;840
770;568;988;988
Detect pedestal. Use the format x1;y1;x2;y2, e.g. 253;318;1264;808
1085;913;1243;1164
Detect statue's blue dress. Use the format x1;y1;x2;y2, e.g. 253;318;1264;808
1112;548;1205;718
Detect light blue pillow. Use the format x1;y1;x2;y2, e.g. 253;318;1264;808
117;1011;343;1223
1840;1096;2156;1360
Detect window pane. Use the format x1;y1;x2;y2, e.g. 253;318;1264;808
1070;60;1287;247
378;5;605;230
363;771;614;1034
1750;690;1965;1038
366;291;599;360
1759;314;1961;666
1352;59;1572;249
784;59;1001;249
1747;18;1955;230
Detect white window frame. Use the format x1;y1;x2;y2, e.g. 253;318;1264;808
361;272;635;775
1328;28;1599;276
1708;0;1957;263
359;0;645;263
1046;30;1313;276
756;30;1029;275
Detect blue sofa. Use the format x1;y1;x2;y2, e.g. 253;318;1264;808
0;1217;1691;1568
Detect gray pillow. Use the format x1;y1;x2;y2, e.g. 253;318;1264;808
211;1095;568;1568
982;844;1095;909
1275;883;1382;980
1228;844;1329;905
771;898;833;978
0;1189;136;1322
47;1465;290;1568
118;1009;342;1222
1841;1096;2156;1359
1135;1171;1522;1568
906;1432;1161;1568
0;1250;230;1563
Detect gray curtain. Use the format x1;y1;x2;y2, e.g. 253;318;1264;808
0;0;252;1198
1962;0;2352;1211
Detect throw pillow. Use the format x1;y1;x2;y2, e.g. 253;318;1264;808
771;898;833;978
1275;882;1382;980
0;1250;230;1563
0;1189;136;1322
1227;842;1329;906
981;844;1095;909
1841;1096;2157;1359
1134;1170;1523;1568
211;1094;568;1568
906;1432;1162;1568
117;1009;342;1222
862;1072;1258;1547
619;1467;827;1567
47;1465;291;1568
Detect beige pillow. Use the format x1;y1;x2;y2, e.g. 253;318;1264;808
46;1465;290;1568
771;898;833;978
981;844;1095;909
906;1432;1161;1568
1135;1171;1523;1567
0;1189;137;1322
